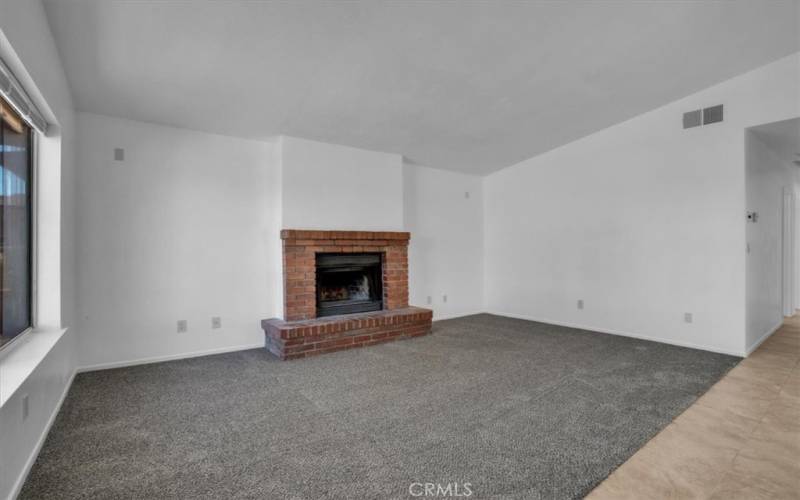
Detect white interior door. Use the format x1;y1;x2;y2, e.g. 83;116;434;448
782;187;795;317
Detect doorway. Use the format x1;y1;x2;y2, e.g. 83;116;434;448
745;117;800;350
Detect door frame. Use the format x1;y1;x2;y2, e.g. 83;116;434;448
782;186;795;317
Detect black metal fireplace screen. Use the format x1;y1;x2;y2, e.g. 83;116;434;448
315;253;383;317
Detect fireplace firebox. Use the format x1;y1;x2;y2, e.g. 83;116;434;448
316;253;383;317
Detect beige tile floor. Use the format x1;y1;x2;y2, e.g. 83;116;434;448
588;316;800;499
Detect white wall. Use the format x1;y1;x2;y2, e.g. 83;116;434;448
280;136;404;231
75;113;282;369
485;53;800;356
74;126;483;366
403;163;484;320
745;132;797;350
0;0;78;498
280;137;484;318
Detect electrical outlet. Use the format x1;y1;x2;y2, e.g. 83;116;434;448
114;147;125;161
426;296;432;305
684;312;693;324
177;320;188;333
577;299;584;310
442;294;448;303
22;394;29;421
464;191;470;199
211;317;222;329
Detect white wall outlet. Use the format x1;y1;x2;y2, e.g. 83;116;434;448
465;191;470;199
684;312;693;324
211;317;222;329
442;294;448;303
22;394;29;421
114;147;124;161
426;296;432;305
177;320;188;333
577;299;584;310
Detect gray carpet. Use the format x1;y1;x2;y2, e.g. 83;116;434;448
21;314;738;499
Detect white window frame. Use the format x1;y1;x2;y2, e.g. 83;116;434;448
0;105;38;352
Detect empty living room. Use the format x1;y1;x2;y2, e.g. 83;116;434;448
1;1;799;499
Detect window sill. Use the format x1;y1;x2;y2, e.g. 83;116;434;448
0;327;67;407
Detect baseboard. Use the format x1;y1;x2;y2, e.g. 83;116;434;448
432;310;485;322
7;369;76;500
487;310;745;357
77;342;265;373
745;320;783;356
78;315;487;371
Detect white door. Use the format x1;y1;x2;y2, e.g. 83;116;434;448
782;187;795;317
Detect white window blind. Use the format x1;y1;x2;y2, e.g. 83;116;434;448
0;57;48;134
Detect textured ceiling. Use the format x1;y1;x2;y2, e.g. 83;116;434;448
44;0;799;174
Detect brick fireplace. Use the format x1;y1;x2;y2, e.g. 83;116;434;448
261;230;433;360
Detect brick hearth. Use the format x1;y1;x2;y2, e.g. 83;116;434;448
262;229;433;360
262;307;433;360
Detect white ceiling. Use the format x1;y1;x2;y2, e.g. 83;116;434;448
43;0;799;174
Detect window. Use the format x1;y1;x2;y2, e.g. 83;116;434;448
0;96;33;350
